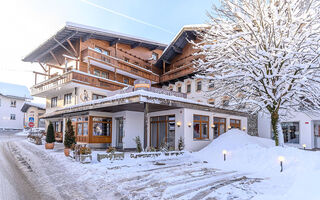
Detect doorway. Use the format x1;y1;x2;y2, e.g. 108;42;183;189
115;117;124;148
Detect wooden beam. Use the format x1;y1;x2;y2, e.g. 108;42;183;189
54;37;76;57
67;39;78;57
172;45;183;54
109;38;119;46
50;51;61;66
130;42;141;49
33;71;49;76
38;62;47;72
143;102;149;148
46;64;65;70
162;60;166;74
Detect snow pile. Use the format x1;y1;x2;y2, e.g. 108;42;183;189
194;129;320;200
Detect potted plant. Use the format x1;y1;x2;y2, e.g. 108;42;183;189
64;119;76;157
45;122;55;149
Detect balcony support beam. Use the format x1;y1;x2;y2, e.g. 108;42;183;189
38;62;47;72
46;64;65;71
50;51;62;66
67;39;78;57
54;37;76;58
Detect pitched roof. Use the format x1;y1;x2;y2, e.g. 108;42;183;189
21;102;46;112
23;22;167;63
155;24;209;68
0;82;32;100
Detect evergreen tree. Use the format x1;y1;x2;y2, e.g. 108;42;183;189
46;122;55;143
178;136;184;151
64;119;76;149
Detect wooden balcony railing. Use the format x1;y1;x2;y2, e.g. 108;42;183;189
81;48;160;82
31;70;126;96
160;63;195;83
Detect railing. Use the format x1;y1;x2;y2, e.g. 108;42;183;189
30;70;125;96
160;63;195;82
81;48;160;82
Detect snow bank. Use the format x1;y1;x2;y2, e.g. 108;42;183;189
194;129;320;200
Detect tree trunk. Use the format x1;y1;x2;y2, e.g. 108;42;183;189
271;111;284;146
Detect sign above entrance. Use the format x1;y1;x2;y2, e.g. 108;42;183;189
29;117;34;123
134;80;151;91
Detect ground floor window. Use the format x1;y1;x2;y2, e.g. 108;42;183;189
92;117;112;136
193;115;209;140
230;119;241;129
213;117;226;139
150;115;175;149
281;122;299;144
76;116;89;136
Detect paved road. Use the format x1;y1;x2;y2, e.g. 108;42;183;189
0;131;42;200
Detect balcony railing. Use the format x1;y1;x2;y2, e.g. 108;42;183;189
160;63;195;82
81;48;160;82
30;70;126;96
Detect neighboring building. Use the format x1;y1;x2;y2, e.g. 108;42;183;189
21;102;46;128
259;112;320;149
23;22;251;151
0;82;32;130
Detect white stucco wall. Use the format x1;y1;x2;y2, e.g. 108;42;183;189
0;95;25;129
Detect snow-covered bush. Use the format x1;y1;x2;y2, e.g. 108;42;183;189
134;136;142;153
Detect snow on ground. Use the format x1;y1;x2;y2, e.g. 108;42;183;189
10;129;320;200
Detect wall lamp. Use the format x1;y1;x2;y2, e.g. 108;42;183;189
188;122;192;127
176;121;182;127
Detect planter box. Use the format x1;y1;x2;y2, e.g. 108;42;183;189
97;152;125;162
130;152;161;159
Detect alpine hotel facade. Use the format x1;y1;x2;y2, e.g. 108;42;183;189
23;22;251;151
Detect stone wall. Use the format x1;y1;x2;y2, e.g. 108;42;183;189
247;114;258;136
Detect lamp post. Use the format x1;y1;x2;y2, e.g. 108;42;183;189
278;156;284;172
222;150;227;161
302;144;306;150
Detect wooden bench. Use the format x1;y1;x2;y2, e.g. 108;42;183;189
97;152;125;162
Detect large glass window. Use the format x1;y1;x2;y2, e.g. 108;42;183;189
281;122;299;144
76;117;88;136
193;115;209;140
150;115;175;148
214;117;226;139
230;119;241;129
93;117;112;136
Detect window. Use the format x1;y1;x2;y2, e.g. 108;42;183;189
177;86;182;93
213;117;226;139
281;122;299;144
11;100;16;107
152;52;158;60
93;117;112;136
196;81;202;91
187;84;191;93
51;97;57;108
208;82;215;89
64;93;72;105
223;99;229;106
193;115;209;140
123;77;129;84
10;114;16;120
124;57;129;62
230;119;241;129
94;47;102;53
94;69;109;79
76;117;89;136
150;115;175;149
92;94;106;100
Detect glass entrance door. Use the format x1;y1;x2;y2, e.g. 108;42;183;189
116;117;124;148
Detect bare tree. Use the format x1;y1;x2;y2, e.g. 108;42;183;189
193;0;320;146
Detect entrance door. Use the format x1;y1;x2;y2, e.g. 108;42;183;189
116;117;124;148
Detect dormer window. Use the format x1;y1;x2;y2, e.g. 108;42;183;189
152;52;158;60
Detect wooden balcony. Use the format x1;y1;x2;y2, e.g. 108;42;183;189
31;70;126;97
160;63;195;83
81;48;160;83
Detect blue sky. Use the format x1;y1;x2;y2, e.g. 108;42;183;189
0;0;218;102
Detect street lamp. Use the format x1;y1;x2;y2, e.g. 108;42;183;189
222;150;227;161
278;156;285;172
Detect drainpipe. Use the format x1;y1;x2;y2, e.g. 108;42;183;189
144;102;149;149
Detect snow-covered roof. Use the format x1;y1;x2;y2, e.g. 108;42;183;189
155;24;210;68
0;82;32;100
21;102;46;112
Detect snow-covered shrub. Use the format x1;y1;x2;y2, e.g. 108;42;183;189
178;136;184;151
134;136;142;153
46;122;55;143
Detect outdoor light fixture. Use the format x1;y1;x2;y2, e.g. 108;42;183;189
176;121;182;127
211;124;215;128
188;122;192;127
222;150;227;161
228;125;231;129
302;144;306;150
278;156;285;172
242;126;246;131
